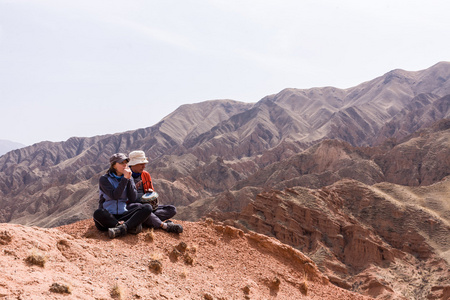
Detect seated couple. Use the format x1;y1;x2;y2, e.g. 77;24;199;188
93;150;183;239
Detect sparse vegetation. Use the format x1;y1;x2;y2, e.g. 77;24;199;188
111;282;125;299
179;267;188;278
144;228;154;242
0;230;12;245
270;277;281;290
203;292;213;300
149;259;162;274
56;239;70;252
150;251;163;261
299;281;308;295
242;285;250;295
49;282;71;294
25;250;46;267
57;239;70;246
170;248;181;261
175;241;187;253
300;271;308;295
184;253;194;265
187;244;197;254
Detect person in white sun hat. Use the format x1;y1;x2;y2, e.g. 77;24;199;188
127;150;183;234
93;153;152;239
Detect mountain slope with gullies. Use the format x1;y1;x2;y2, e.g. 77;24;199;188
228;119;450;192
1;62;450;227
374;93;450;145
1;62;450;299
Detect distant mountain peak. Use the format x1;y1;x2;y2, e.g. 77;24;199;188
0;139;26;156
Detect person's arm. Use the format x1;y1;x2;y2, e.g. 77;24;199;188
126;177;137;203
142;171;155;192
99;175;129;200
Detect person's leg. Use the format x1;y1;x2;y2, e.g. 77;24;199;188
93;208;118;231
153;205;177;222
109;205;152;238
143;212;163;228
118;204;153;230
147;205;182;233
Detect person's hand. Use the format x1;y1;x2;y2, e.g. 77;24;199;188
145;188;153;193
124;167;132;179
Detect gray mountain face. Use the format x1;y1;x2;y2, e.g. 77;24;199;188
0;140;26;156
0;61;449;228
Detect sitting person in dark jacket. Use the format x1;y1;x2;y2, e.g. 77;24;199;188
127;150;183;234
93;153;152;239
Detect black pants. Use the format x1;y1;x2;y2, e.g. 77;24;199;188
128;203;177;228
93;204;152;231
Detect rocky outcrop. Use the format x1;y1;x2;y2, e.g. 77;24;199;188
217;178;450;299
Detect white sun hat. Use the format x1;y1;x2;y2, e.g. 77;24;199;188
128;150;149;166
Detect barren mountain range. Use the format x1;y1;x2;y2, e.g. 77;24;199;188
1;61;450;299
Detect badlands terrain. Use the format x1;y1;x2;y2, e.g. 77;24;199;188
1;62;450;299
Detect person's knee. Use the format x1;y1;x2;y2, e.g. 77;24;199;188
142;204;153;214
93;208;116;230
168;205;177;217
93;208;107;219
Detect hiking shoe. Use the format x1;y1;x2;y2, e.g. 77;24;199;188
166;223;183;234
108;223;127;239
127;224;143;235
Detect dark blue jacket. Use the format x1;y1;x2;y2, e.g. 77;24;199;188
98;172;137;215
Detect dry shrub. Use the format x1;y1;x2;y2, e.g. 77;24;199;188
150;251;163;261
169;242;196;265
25;250;46;267
270;277;281;290
49;282;71;294
175;241;187;253
299;270;308;295
179;267;188;278
3;249;16;256
203;292;214;300
144;228;154;242
299;281;308;295
57;239;70;246
187;244;197;254
111;282;125;299
242;285;251;295
204;218;214;226
170;248;181;261
149;259;162;274
0;230;12;245
56;239;70;252
184;254;194;265
170;241;188;262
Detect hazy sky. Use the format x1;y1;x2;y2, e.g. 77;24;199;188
1;0;449;146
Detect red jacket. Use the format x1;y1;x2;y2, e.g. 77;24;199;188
141;170;155;192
